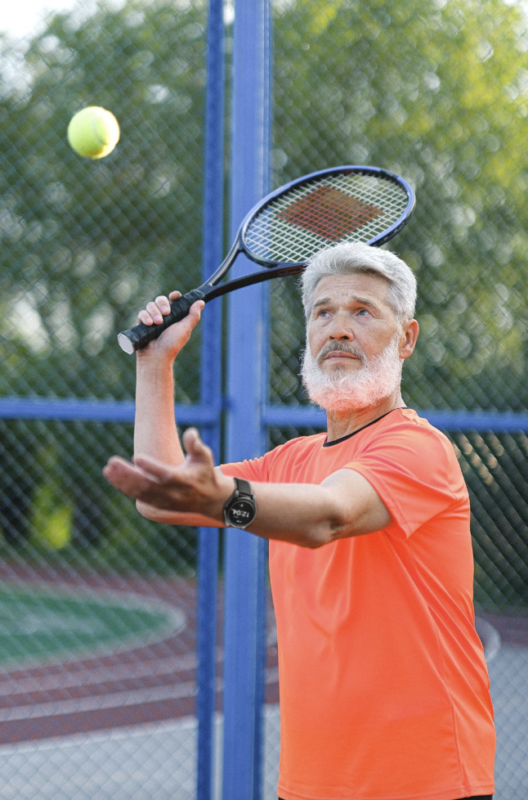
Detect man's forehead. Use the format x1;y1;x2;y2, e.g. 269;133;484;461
313;272;391;303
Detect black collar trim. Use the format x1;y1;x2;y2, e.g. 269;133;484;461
322;408;406;447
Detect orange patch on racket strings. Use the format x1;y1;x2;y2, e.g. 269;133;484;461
276;184;384;242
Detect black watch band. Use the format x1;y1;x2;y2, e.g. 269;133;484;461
223;478;257;529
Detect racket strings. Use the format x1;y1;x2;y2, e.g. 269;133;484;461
244;173;410;263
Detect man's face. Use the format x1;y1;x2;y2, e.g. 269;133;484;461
307;273;400;369
302;273;410;412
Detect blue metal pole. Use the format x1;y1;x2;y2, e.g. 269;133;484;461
222;1;272;799
251;14;272;797
196;1;224;798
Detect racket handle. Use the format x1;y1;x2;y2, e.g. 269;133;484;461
117;288;206;354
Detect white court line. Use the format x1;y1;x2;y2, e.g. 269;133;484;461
0;650;203;697
0;706;282;800
475;617;502;663
0;668;279;722
0;681;200;722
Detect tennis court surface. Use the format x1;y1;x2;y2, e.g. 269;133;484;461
0;564;523;798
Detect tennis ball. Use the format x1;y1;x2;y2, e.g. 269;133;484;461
67;106;120;159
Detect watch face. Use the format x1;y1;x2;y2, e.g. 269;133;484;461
228;498;256;527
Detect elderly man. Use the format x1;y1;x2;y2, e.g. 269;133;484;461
104;243;495;800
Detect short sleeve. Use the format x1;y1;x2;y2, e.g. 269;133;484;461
220;435;311;484
221;455;269;483
345;423;467;540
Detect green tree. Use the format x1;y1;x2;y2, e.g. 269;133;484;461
0;0;209;552
0;0;208;403
1;0;528;581
271;0;528;412
270;0;528;605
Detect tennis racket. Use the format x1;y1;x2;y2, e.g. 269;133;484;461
117;165;415;353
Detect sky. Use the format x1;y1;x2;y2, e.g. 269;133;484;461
2;0;81;38
3;0;236;39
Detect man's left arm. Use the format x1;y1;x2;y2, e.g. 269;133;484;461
103;428;390;547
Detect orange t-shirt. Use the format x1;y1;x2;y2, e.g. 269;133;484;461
221;408;495;800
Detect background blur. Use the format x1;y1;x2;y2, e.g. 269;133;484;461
0;0;527;798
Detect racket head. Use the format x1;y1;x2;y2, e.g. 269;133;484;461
239;166;415;268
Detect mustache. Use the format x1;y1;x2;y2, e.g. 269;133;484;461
316;341;365;365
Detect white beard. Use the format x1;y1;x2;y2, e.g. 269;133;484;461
301;334;403;412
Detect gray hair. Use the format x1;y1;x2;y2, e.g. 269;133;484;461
300;242;417;322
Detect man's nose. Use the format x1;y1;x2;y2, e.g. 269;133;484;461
328;312;353;340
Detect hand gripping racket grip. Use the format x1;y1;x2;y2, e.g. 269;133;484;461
117;288;206;354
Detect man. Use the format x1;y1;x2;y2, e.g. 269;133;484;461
104;242;495;800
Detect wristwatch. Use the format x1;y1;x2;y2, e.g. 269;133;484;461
223;478;257;529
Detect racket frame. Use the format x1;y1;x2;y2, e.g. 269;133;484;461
204;165;415;298
239;164;415;269
118;165;415;353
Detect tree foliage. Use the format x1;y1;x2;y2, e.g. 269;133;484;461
0;0;208;551
0;0;207;403
271;0;528;411
1;0;527;408
1;0;528;561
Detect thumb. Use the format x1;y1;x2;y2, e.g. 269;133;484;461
186;299;205;330
172;300;204;343
183;428;213;465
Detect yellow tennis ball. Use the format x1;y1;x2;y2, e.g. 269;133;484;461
67;106;120;159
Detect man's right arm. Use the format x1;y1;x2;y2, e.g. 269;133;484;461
134;350;184;467
132;291;206;520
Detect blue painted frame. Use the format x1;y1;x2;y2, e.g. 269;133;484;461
3;397;528;434
2;3;528;799
221;1;271;799
196;0;225;797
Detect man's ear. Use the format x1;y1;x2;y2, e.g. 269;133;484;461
400;319;419;359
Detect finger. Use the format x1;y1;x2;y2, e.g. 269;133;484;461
136;296;204;346
132;454;179;484
104;455;132;474
129;457;193;510
103;456;154;497
137;309;154;326
147;296;170;325
105;454;161;482
104;457;183;511
155;296;171;315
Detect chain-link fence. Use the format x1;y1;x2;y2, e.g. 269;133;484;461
0;0;527;797
0;1;208;796
265;1;528;796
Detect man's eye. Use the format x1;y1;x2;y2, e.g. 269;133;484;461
357;308;370;316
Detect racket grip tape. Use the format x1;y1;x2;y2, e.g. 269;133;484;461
117;288;206;354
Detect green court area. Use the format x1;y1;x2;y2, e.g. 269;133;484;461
0;583;183;667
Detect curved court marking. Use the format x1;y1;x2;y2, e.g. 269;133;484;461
0;582;186;669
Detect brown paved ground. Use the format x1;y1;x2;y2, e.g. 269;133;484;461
0;563;279;745
0;563;523;746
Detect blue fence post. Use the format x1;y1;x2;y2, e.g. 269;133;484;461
196;1;225;798
222;1;272;799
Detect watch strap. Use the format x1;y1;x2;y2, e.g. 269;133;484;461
234;477;251;497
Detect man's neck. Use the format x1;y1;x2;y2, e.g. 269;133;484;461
325;391;405;443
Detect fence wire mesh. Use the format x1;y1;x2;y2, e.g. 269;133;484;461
0;1;207;796
266;0;528;797
0;0;526;797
